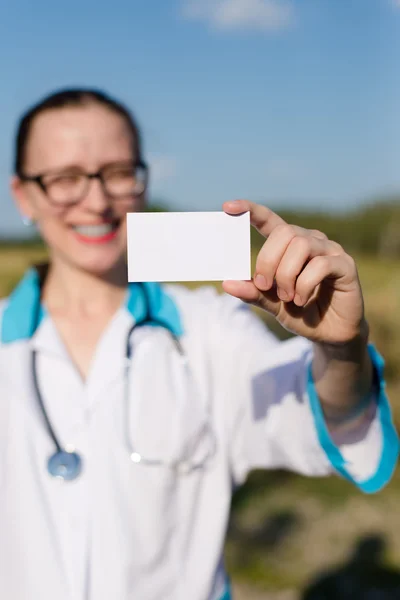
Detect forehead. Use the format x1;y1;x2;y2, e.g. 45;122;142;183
24;104;135;172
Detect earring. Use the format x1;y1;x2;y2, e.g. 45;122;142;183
21;216;32;227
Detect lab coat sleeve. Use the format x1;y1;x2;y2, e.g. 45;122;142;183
207;293;399;495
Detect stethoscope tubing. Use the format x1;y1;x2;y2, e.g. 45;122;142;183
31;282;216;480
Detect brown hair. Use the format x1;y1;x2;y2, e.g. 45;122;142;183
14;88;144;175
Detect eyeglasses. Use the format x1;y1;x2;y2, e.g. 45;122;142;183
19;160;148;207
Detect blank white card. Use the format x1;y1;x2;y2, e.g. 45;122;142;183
127;211;251;282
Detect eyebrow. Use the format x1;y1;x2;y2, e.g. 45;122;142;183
34;159;137;177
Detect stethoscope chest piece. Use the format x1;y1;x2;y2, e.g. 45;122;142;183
47;450;82;481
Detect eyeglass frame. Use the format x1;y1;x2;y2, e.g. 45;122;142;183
17;159;149;207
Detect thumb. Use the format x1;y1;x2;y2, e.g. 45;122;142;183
222;279;281;317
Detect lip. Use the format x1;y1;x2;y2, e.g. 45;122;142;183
70;219;121;245
72;229;119;245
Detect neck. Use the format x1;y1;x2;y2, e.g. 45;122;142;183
41;256;128;316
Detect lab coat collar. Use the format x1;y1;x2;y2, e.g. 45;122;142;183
1;265;183;346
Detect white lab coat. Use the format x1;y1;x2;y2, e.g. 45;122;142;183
0;268;397;600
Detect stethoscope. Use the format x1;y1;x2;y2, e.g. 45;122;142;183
31;283;216;481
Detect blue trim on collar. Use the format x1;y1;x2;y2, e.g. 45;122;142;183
1;268;46;343
1;269;183;343
307;343;399;494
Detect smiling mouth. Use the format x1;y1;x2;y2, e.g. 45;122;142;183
71;220;120;237
71;219;122;244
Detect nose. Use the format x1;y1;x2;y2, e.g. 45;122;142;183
81;176;112;214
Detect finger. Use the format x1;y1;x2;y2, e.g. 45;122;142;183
254;224;312;291
294;254;355;306
222;279;261;303
274;235;332;302
222;279;281;317
223;200;286;238
310;229;328;240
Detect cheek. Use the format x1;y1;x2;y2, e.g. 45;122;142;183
36;205;66;229
34;204;79;255
35;206;68;239
116;196;145;216
115;197;146;234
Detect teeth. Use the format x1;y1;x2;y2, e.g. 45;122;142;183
72;223;116;237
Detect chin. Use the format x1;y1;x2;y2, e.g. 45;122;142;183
53;245;127;278
78;256;127;277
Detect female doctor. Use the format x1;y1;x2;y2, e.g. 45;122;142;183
0;88;398;600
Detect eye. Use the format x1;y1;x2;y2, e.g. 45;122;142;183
106;167;135;180
46;174;82;187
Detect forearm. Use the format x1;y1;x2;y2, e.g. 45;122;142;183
312;319;375;427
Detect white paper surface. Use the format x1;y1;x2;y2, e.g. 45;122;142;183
127;211;251;282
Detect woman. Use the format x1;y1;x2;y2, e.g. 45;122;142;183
0;88;397;600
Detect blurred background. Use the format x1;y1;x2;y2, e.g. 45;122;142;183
0;0;399;598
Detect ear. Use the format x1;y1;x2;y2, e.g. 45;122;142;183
10;175;36;221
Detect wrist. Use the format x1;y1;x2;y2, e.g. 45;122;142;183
312;320;373;421
315;318;370;363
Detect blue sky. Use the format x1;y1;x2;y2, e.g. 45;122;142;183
0;0;399;236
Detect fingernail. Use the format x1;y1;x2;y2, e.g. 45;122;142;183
278;288;288;301
294;294;302;305
254;274;268;290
